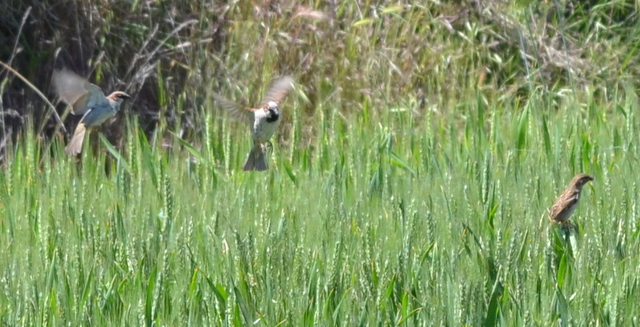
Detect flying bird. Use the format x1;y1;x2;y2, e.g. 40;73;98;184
212;76;294;171
53;68;130;155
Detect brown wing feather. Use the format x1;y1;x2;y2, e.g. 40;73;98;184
550;195;578;217
53;69;108;115
549;190;579;222
212;92;254;125
259;76;294;107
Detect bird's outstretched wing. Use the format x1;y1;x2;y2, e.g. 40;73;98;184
212;92;254;125
53;69;108;115
259;76;294;107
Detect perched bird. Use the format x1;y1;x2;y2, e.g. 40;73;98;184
549;173;594;230
212;76;294;171
52;68;131;155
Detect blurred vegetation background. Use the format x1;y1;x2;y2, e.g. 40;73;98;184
2;0;637;152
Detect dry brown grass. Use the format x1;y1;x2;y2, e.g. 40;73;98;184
0;0;638;154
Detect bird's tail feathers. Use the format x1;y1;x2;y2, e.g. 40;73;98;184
66;123;87;155
243;144;268;171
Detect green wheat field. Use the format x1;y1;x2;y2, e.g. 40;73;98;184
1;1;640;326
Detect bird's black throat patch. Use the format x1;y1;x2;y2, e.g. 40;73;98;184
266;108;280;123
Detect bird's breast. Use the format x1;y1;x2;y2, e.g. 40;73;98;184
81;103;119;127
252;109;280;143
